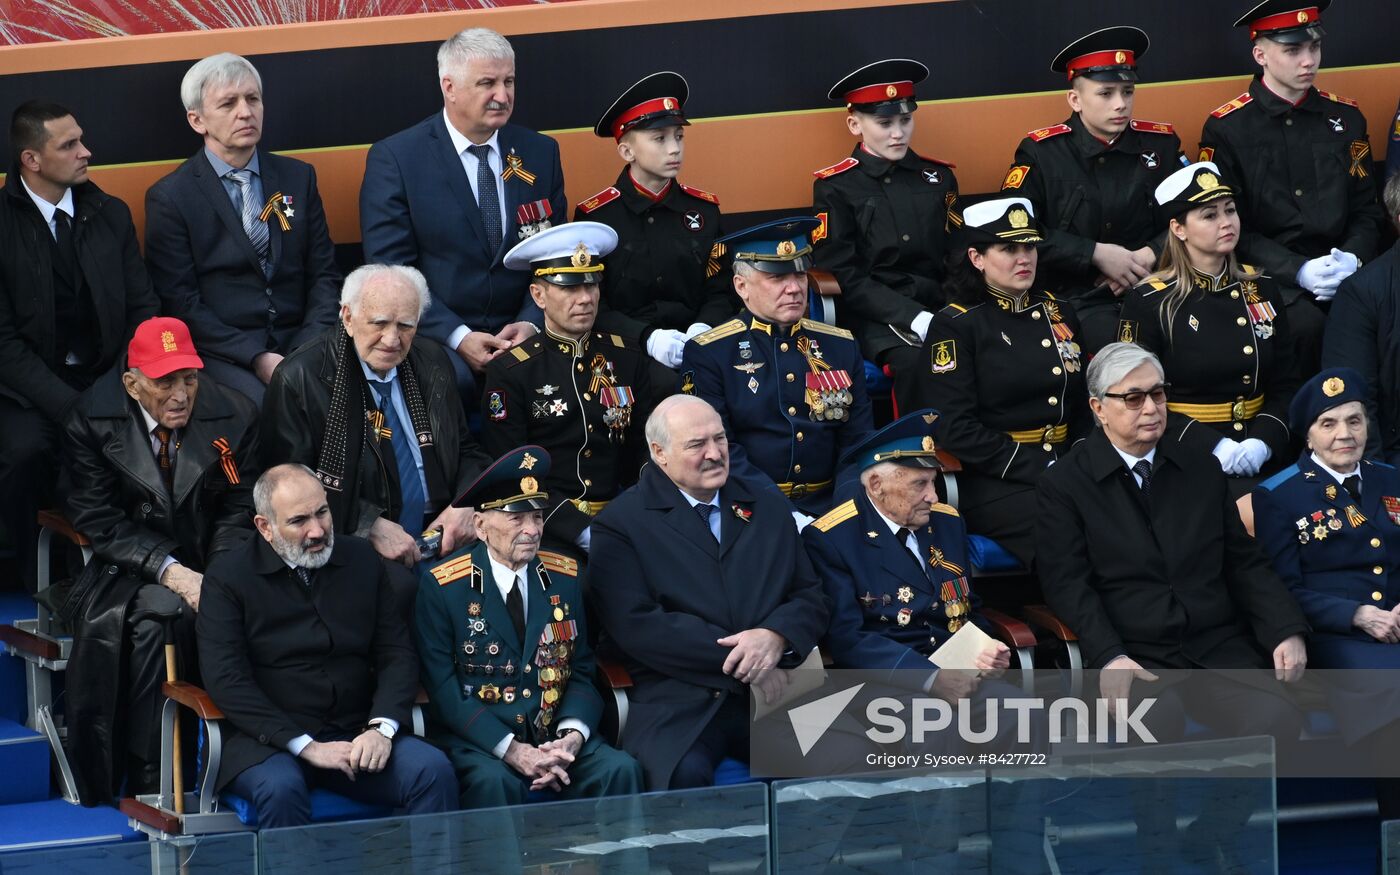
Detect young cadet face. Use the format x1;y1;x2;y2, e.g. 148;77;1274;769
866;464;939;529
970;242;1038;292
1172;197;1241;264
618;124;685;191
188;77;263;164
733;265;808;327
530;279;599;339
342;276;421;377
24;115;91;190
442;55;516;141
846;111;914;162
1067;79;1134;141
123;367;201;430
1307;400;1366;473
1254;38;1322;97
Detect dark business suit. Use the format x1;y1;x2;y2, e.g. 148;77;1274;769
144;149;341;402
589;464;829;790
198;534;454;826
360;115;566;393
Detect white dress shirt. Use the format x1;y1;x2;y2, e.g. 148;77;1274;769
1311;452;1362;487
1110;444;1157;488
20;176;73;239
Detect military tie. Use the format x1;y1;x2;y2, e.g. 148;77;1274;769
895;528;929;579
370;381;427;534
506;574;526;641
226;169;270;274
466;144;503;253
1344;475;1362;501
1133;460;1153;500
153;426;174;493
694;502;720;543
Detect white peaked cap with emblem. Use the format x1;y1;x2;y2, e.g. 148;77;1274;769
961;197;1043;245
1152;161;1234;221
504;221;619;286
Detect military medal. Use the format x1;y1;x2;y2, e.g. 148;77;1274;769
500;148;537;184
258;192;294;230
599;385;634;442
1385;496;1400;526
468;602;482;617
1243;286;1276;340
897;608;912;626
929;548;966;576
738;340;752;360
1326;484;1338;500
478;684;500;703
367;408;391;442
1327;508;1343;531
503;687;516;704
859;592;877;609
1050;321;1081;373
897;586;913;604
1295;517;1311;544
515;199;553;240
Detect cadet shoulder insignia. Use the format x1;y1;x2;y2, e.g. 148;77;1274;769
1319;90;1360;108
812;212;829;243
930;339;957;374
536;550;579;577
940;302;972;316
1117;320;1139;343
798;318;855;340
507;343;539;366
813;157;859;179
1210;93;1253;119
930;503;960;517
431;554;474;586
677;182;719;204
1027;124;1071;142
606;333;631;349
1129;119;1175;135
811;499;858;532
1001;165;1030;190
1139;277;1170;294
915;152;956;168
577;187;621;214
1197;146;1215;163
694;319;746;345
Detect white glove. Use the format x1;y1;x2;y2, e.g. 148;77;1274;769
1329;247;1360;281
646;329;688;368
792;510;816;531
1238;438;1271;476
576;526;591;553
684;322;712;339
910;311;935;343
1296;255;1342;300
1212;438;1249;475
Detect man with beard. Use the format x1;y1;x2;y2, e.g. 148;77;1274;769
197;464;456;826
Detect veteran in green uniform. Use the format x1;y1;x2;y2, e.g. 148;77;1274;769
414;446;642;809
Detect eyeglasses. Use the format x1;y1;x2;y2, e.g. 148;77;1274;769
1102;383;1170;410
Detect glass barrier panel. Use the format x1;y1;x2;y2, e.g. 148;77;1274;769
0;832;257;875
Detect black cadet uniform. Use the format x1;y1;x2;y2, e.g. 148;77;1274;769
811;59;961;406
909;199;1090;566
576;71;735;353
1001;26;1181;353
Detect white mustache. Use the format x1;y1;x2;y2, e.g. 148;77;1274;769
485;100;509;111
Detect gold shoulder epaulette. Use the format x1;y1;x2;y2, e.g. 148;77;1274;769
799;318;855;340
1139;277;1170;294
812;499;858;532
577;187;620;214
930;502;960;517
600;332;631;349
941;302;970;316
1210;92;1253;119
1318;90;1359;108
537;550;579;577
507;342;538;365
431;554;474;586
693;319;746;346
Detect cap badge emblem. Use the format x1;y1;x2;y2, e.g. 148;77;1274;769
1114;51;1127;64
1008;208;1030;229
1323;377;1345;397
921;436;936;452
663;97;677;110
161;331;177;352
1197;171;1220;191
520;452;539;471
571;243;591;268
776;240;797;257
885;84;898;98
1297;10;1309;23
520;476;539;494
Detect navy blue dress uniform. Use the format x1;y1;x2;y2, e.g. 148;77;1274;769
681;217;873;516
1001;26;1182;352
576;72;735;349
415;447;642;808
909;199;1090;565
811;60;961;404
1117;162;1298;485
1253;369;1400;743
1198;2;1386;365
483;223;654;557
803;412;988;673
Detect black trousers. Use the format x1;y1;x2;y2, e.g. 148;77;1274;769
0;399;60;594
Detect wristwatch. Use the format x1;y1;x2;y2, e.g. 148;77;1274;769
367;721;396;741
555;727;583;741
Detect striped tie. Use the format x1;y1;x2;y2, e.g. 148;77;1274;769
226;169;270;273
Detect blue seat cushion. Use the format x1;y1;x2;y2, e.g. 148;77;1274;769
862;360;892;392
221;788;391;827
967;536;1023;574
713;757;751;786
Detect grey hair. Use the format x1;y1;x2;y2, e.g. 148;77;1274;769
1086;342;1165;399
437;27;515;82
859;460;902;490
1385;173;1400;233
181;53;262;113
645;394;716;460
340;264;432;320
732;260;759;279
253;463;319;520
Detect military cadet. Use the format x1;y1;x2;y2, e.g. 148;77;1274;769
681;217;873;520
1000;26;1182;353
1118;162;1297;495
483;222;653;561
415;446;643;809
576;72;734;373
811;59;960;408
908;197;1090;566
1198;0;1385;370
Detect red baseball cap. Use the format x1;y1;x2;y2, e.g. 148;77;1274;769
127;317;204;378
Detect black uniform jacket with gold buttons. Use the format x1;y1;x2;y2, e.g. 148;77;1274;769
812;144;960;358
574;169;736;345
1118;267;1297;462
681;313;873;515
480;329;655;547
1199;79;1385;293
1002;114;1181;299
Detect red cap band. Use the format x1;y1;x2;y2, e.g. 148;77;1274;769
611;96;683;140
1067;49;1136;80
844;80;915;106
1249;7;1320;38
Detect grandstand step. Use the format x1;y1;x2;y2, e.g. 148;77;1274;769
0;797;139;852
0;591;38;725
0;717;50;805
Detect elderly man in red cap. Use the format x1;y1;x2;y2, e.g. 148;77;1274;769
59;316;261;804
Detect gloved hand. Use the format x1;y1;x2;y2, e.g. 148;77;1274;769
792;510;816;531
1213;438;1249;476
910;311;935;343
1296;254;1342;301
646;329;688;368
684;322;712;339
1329;247;1360;281
1237;438;1271;477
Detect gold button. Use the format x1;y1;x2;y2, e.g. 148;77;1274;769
524;664;532;673
786;373;795;382
1053;366;1063;376
583;392;591;401
1230;290;1240;300
1372;538;1382;548
584;479;592;487
576;363;584;372
1041;338;1052;348
1243;375;1252;384
1236;317;1247;326
1042;443;1053;452
1243;345;1254;355
1048;397;1059;406
583;449;592;458
787;406;796;415
523;688;532;698
1031;311;1042;320
1374;567;1384;576
796;432;804;441
1374;591;1384;601
587;425;594;432
1233;423;1244;432
794;464;803;474
780;342;790;352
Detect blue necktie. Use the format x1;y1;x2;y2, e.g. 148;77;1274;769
467;144;503;254
372;381;426;534
694;502;720;543
226;169;270;275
